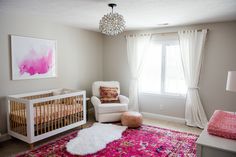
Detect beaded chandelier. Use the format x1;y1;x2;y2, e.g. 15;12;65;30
99;3;126;36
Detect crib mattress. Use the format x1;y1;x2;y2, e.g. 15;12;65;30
10;103;83;124
207;110;236;140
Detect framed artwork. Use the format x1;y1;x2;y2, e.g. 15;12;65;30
11;35;57;80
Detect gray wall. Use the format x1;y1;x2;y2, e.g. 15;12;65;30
103;21;236;119
0;13;103;134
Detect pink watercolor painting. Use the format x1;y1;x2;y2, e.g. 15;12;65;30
11;36;57;80
18;48;53;76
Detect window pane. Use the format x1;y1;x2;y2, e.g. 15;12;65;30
165;44;187;94
139;43;162;93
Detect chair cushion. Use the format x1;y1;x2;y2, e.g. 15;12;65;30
98;103;128;114
92;81;120;97
100;86;120;103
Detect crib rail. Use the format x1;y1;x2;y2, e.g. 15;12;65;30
23;92;53;100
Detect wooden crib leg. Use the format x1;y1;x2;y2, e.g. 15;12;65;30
29;143;34;149
78;125;84;130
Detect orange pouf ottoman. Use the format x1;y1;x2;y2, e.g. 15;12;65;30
121;111;143;128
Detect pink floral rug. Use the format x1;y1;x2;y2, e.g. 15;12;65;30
17;125;198;157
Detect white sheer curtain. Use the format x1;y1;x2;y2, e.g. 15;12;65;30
178;29;208;129
126;34;151;112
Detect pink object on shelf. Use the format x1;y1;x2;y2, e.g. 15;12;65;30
207;110;236;140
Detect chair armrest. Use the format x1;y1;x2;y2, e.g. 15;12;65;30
91;96;101;107
119;95;129;104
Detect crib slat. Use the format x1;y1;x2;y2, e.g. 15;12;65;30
63;98;66;127
75;97;77;123
65;98;68;125
57;100;59;129
72;97;75;123
72;97;74;123
23;103;26;135
57;99;59;129
49;101;51;131
18;102;21;133
21;103;24;135
40;102;42;134
18;103;21;134
79;98;81;122
44;101;46;134
11;101;14;131
50;101;52;131
20;103;23;135
13;102;15;131
81;97;83;121
68;98;71;125
15;102;18;132
13;101;16;132
74;97;78;122
55;100;58;129
79;97;81;121
78;97;80;121
19;103;22;134
58;99;60;128
61;98;63;126
21;103;23;135
51;100;54;131
36;103;38;136
68;97;70;125
68;97;72;124
54;100;57;129
54;100;56;129
65;98;67;125
77;98;80;122
65;98;68;126
60;99;62;128
47;101;50;132
73;97;75;123
74;96;78;122
16;102;18;133
23;103;26;136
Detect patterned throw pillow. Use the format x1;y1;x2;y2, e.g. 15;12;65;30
100;86;120;103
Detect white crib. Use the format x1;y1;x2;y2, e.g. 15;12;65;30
7;88;86;147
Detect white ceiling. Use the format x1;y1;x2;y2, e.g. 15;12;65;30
0;0;236;31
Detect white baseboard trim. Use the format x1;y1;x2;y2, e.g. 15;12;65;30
141;112;185;124
0;133;11;142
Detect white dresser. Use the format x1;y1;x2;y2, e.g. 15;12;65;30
196;126;236;157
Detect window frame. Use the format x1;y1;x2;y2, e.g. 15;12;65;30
139;38;186;98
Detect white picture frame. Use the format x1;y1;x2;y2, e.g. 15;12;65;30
11;35;57;80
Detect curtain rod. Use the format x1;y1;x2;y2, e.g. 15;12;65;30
152;28;209;35
125;28;209;37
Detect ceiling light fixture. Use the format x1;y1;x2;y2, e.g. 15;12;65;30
99;3;126;36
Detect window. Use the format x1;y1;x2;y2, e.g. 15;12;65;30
139;36;187;96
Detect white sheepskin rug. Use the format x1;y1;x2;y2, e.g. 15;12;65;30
66;123;127;155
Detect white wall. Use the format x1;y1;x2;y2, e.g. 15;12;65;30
103;21;236;119
0;13;103;134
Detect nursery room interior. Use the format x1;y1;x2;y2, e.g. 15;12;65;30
0;0;236;157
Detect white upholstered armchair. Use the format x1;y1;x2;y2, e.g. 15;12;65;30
91;81;129;122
